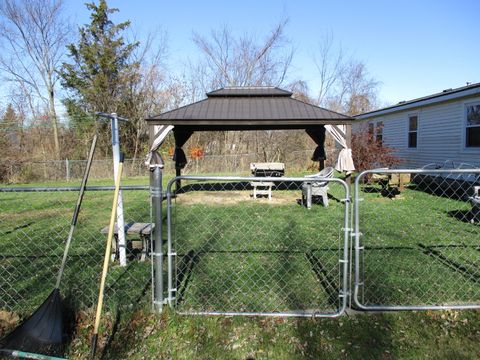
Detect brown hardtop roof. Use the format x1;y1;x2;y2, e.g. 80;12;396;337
207;86;292;97
146;86;353;129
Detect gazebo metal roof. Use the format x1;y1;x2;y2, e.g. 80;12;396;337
146;87;353;130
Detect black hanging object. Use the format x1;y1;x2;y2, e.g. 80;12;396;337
311;145;327;161
173;148;187;169
0;289;65;357
306;127;327;161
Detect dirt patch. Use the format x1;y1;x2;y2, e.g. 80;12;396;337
175;191;300;206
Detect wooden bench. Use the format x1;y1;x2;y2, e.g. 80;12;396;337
101;222;154;262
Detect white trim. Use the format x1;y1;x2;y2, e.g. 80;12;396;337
356;86;480;119
463;100;480;150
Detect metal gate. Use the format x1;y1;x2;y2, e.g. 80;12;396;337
165;176;350;317
354;168;480;310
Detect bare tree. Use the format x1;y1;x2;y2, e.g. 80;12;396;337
312;34;380;115
313;32;345;106
190;19;294;97
0;0;70;159
180;20;299;159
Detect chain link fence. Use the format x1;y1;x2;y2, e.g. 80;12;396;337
165;176;350;317
354;168;480;310
3;166;480;321
0;150;325;184
0;185;152;317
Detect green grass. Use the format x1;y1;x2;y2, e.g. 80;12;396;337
357;183;480;307
1;176;480;359
170;184;346;315
0;186;152;313
65;308;480;359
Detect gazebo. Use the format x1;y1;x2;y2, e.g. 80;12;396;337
144;86;355;311
145;87;355;176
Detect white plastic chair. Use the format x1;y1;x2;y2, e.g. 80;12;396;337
302;167;334;209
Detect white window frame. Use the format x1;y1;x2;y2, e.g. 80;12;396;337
407;113;419;149
464;101;480;149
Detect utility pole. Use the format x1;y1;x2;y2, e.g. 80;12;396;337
96;112;129;267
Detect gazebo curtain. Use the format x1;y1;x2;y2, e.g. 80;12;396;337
324;125;355;172
173;129;193;169
145;125;173;167
306;128;327;161
146;124;355;173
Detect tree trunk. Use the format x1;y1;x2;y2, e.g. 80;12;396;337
48;87;61;159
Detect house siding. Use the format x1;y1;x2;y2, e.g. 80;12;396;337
354;95;480;168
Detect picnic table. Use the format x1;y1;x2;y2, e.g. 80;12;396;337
371;173;411;196
101;222;154;262
250;162;285;200
250;181;275;200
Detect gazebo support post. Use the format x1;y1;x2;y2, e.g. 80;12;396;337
319;159;325;171
345;124;352;185
175;167;181;192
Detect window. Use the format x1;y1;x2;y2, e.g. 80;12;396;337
376;121;384;145
466;103;480;147
368;123;374;137
408;115;418;148
367;122;383;145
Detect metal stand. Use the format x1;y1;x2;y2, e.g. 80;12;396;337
151;166;163;311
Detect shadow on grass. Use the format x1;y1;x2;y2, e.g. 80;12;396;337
99;279;151;360
306;251;339;309
409;177;476;201
447;209;480;225
418;243;480;284
176;250;202;305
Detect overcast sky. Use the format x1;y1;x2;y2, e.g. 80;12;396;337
63;0;480;105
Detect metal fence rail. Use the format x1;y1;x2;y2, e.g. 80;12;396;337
165;175;350;317
0;185;152;315
354;168;480;311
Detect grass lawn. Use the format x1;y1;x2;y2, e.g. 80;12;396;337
64;308;480;359
1;174;479;358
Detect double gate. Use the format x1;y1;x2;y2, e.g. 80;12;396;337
161;169;480;316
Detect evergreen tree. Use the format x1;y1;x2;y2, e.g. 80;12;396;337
60;0;140;152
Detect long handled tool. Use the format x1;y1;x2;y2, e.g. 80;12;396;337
0;135;98;359
90;153;124;359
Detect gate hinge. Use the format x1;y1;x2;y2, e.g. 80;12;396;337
339;259;348;264
167;252;177;256
350;232;362;238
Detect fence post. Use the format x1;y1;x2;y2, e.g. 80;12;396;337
65;158;70;182
151;166;163;312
